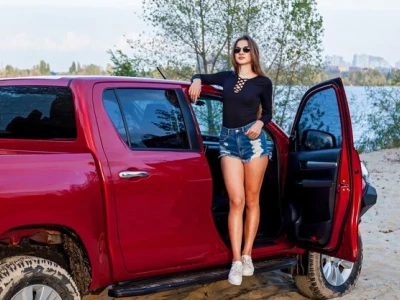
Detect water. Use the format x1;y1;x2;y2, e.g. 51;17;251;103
344;86;370;144
344;86;400;147
275;85;399;148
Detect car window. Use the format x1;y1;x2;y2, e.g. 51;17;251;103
0;86;76;140
297;87;342;150
191;96;223;136
103;90;128;144
103;88;190;150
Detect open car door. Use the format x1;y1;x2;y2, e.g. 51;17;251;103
285;77;362;262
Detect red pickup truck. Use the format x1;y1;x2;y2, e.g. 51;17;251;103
0;76;376;300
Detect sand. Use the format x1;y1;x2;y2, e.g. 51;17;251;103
85;148;400;300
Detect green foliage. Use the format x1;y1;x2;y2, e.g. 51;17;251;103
108;49;140;77
84;64;103;75
0;60;107;77
342;69;387;86
69;61;77;74
357;86;400;152
390;69;400;85
37;60;51;75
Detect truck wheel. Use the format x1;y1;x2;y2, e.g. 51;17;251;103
294;233;363;299
0;256;80;300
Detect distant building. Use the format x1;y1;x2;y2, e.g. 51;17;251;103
324;55;350;71
375;67;391;74
352;54;391;69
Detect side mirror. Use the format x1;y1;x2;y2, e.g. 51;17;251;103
300;129;336;151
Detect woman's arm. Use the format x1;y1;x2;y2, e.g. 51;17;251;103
258;77;273;124
189;71;232;102
191;71;232;86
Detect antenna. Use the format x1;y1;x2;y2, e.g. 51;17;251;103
157;67;166;79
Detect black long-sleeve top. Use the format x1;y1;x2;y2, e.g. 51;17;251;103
191;71;273;128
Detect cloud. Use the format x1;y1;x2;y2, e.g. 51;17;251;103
0;32;91;51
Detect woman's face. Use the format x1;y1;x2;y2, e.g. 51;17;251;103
234;40;252;66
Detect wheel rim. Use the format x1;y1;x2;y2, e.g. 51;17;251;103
321;254;354;286
11;284;62;300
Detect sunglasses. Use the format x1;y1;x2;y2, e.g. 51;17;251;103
234;46;251;54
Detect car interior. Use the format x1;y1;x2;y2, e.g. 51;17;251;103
193;87;345;251
191;91;285;249
202;130;283;248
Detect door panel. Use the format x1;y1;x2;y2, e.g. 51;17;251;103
287;149;341;246
93;83;225;274
286;78;361;262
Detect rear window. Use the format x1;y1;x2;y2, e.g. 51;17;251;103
0;86;76;140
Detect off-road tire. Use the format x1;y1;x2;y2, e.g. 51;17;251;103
0;255;80;300
294;233;363;299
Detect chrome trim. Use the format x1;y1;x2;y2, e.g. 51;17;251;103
119;171;149;179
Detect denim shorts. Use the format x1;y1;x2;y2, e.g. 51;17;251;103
219;121;272;163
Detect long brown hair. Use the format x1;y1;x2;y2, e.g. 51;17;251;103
231;34;265;77
231;35;266;118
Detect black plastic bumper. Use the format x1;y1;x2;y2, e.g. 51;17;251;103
360;182;377;217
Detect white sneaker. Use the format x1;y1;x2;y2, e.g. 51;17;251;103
228;261;243;285
242;255;254;276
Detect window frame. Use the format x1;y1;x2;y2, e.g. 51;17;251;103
102;87;200;152
295;86;343;151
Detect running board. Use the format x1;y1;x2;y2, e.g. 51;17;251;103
109;256;297;298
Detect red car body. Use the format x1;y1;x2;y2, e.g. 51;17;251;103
0;76;376;298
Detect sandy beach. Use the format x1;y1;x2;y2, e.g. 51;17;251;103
85;148;400;300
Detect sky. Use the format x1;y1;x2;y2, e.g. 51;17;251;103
1;0;399;71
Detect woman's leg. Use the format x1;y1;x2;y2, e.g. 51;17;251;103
221;156;245;262
242;156;269;256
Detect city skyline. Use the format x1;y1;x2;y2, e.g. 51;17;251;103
325;53;400;70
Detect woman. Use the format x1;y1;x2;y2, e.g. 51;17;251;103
189;35;273;286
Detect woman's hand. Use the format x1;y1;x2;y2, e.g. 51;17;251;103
245;120;264;139
188;79;202;102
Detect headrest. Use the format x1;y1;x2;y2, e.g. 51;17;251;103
50;95;74;119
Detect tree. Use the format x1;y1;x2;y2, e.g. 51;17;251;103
110;0;323;132
108;49;140;77
5;65;15;76
83;64;102;75
37;60;50;75
358;86;400;152
69;61;77;74
265;1;324;131
390;69;400;85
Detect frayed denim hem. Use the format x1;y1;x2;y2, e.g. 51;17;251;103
242;152;272;164
219;152;272;163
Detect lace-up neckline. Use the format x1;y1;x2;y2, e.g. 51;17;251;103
234;77;247;93
234;75;259;93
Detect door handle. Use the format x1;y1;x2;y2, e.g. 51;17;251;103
119;171;149;179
